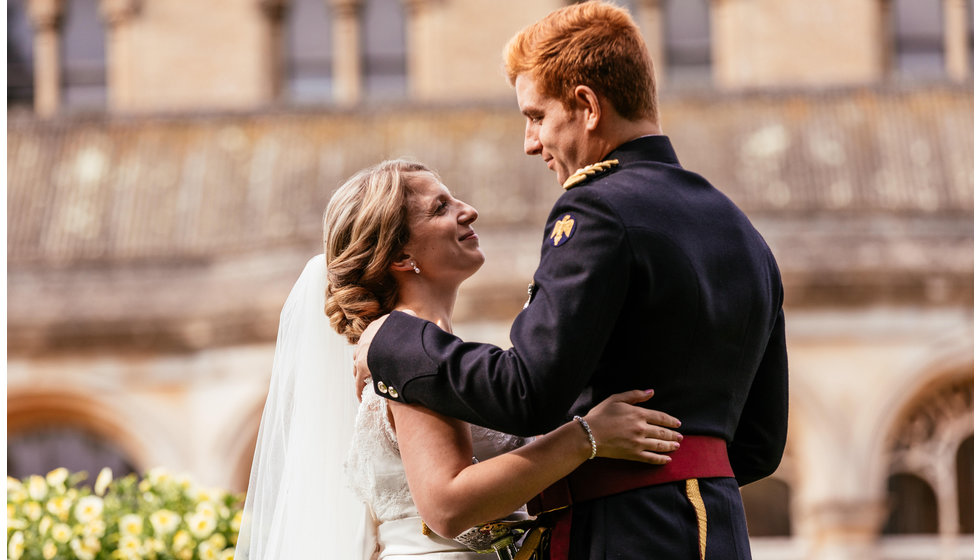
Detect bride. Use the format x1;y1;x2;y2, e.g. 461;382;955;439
235;160;683;559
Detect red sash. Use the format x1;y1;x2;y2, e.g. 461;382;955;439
527;435;733;559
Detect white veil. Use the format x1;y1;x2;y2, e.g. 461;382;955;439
235;254;371;559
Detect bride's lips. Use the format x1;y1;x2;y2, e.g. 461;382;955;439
459;230;478;242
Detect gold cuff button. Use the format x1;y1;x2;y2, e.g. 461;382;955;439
387;387;400;399
377;381;388;394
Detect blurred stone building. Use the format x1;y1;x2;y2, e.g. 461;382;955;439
6;0;973;559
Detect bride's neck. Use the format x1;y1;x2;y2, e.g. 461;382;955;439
393;281;459;334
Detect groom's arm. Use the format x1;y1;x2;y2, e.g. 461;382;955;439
363;190;630;436
728;306;789;486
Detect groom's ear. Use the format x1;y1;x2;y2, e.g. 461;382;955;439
390;253;415;273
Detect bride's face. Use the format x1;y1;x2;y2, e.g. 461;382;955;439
402;173;485;282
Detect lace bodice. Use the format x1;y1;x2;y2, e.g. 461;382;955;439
346;390;529;523
345;391;529;558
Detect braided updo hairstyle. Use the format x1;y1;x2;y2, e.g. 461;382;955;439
323;159;433;344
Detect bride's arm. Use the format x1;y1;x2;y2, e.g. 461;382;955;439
391;389;681;538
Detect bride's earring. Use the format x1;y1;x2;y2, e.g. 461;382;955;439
411;261;421;274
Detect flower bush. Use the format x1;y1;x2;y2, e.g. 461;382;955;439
7;467;244;560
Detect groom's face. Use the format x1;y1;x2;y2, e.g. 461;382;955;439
515;74;591;186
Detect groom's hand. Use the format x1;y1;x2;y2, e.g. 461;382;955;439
354;314;390;400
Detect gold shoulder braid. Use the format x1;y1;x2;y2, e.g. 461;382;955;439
562;159;619;190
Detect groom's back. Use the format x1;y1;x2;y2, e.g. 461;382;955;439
572;159;784;445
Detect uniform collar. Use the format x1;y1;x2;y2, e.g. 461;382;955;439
604;135;681;168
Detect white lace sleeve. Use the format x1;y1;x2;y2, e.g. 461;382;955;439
346;391;418;523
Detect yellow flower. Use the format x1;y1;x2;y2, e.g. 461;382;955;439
138;479;152;493
186;510;217;539
70;537;97;560
7;477;27;503
74;495;104;524
198;540;220;560
119;513;144;536
173;529;193;551
144;537;165;554
24;501;43;521
218;548;236;560
118;535;142;556
193;487;221;504
147;467;171;487
177;550;193;560
81;519;106;538
208;533;227;550
230;510;242;532
8;531;24;560
42;541;58;560
46;495;71;521
149;509;180;536
51;522;73;544
28;475;48;501
39;515;54;535
94;467;113;497
45;468;68;490
195;501;217;523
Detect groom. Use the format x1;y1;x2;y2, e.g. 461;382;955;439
357;2;788;559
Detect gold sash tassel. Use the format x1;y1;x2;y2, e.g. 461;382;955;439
685;478;708;560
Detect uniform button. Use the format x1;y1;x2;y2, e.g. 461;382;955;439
387;386;400;399
377;381;388;394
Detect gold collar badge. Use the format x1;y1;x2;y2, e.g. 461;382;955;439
562;159;620;190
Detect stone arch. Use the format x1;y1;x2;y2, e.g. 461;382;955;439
876;366;973;537
7;388;182;478
867;329;973;494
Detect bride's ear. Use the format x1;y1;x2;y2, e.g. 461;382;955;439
390;254;416;273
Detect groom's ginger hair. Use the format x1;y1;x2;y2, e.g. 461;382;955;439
323;159;433;344
503;0;658;123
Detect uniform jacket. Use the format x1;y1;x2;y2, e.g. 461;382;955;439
368;135;788;486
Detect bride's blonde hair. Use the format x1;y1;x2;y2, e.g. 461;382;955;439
323;159;433;343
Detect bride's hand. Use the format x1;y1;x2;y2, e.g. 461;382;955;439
583;390;683;465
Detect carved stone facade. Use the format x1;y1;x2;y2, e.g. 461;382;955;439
6;1;973;559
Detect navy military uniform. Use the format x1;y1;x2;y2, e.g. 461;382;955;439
368;135;788;559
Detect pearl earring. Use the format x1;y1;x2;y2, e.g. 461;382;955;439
411;261;420;274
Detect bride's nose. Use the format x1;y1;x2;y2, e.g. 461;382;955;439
459;202;478;224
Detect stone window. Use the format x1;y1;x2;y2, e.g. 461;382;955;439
741;477;793;537
286;0;335;103
884;472;940;534
663;0;711;86
892;0;946;80
8;424;138;483
955;435;973;534
966;0;974;72
362;0;407;101
62;0;107;110
883;375;973;536
8;0;34;107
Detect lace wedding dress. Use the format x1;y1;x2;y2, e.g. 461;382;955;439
234;255;529;560
347;390;529;559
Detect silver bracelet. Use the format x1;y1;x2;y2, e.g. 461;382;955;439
573;415;597;460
